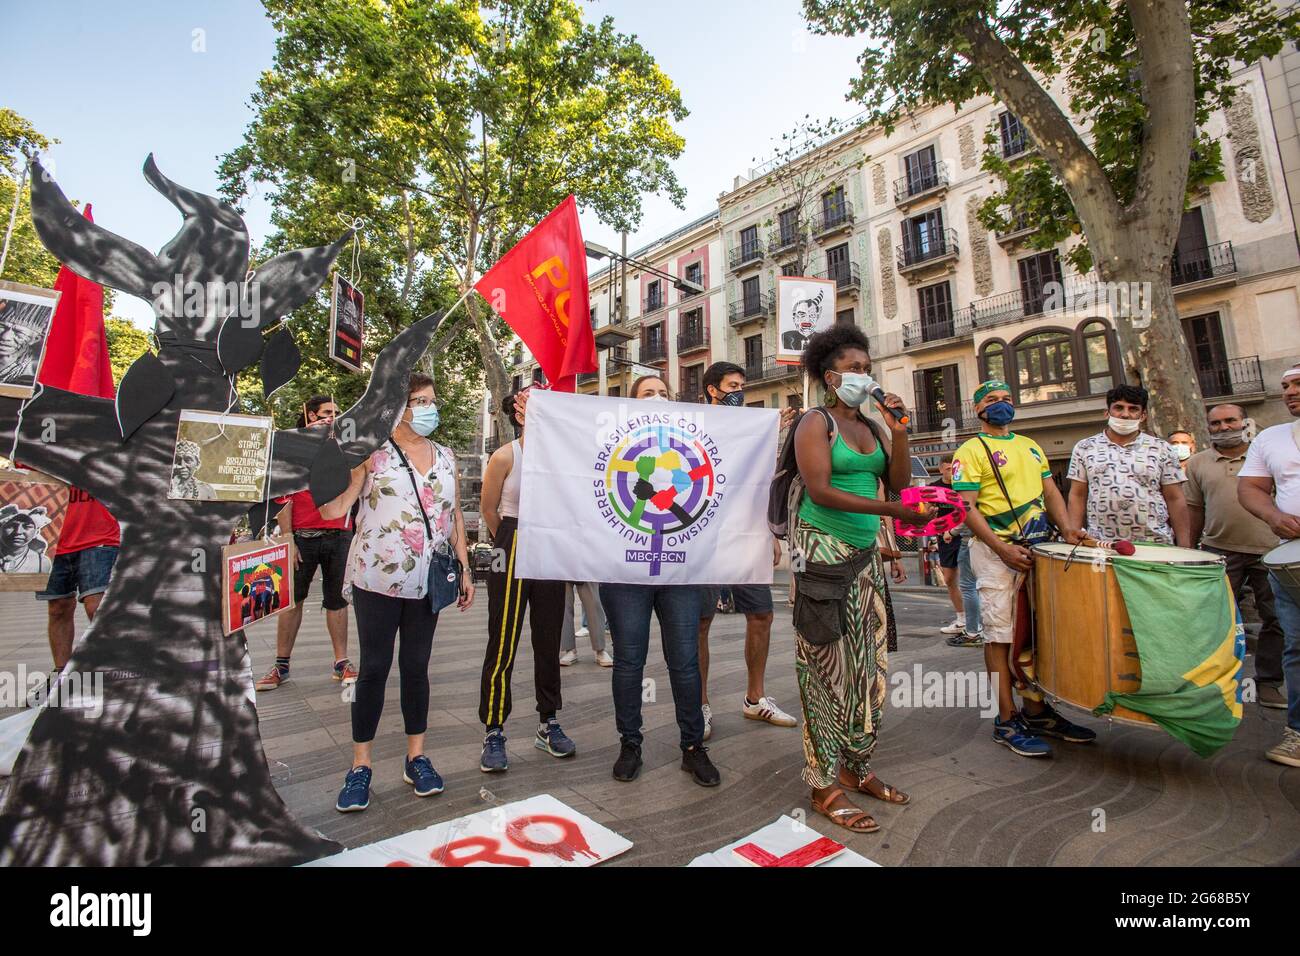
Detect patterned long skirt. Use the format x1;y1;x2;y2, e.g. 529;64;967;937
793;520;890;790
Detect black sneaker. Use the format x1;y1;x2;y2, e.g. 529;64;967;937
681;745;721;787
1020;702;1097;743
612;741;642;782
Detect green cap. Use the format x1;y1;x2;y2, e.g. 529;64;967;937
973;380;1011;404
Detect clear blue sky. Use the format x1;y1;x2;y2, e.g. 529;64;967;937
2;0;870;327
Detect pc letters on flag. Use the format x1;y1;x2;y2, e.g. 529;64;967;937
514;391;778;585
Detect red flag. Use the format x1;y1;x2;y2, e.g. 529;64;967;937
475;195;596;392
38;204;121;554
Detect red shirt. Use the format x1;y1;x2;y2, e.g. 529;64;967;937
276;489;351;532
58;488;121;555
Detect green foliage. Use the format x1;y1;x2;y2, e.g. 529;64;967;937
0;108;59;288
804;0;1300;269
104;318;152;386
219;0;687;435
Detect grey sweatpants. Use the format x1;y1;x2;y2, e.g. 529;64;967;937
560;582;607;653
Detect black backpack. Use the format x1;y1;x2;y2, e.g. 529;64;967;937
767;407;889;540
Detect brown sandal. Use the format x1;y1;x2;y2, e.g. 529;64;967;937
811;787;880;833
840;770;910;805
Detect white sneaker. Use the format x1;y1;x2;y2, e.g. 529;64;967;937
595;650;614;667
939;617;967;635
559;650;578;666
743;695;799;727
1266;727;1300;768
702;703;713;741
575;626;590;638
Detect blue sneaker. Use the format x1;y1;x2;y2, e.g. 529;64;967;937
993;713;1053;757
480;729;509;772
535;718;576;758
1020;702;1097;743
403;755;444;796
335;765;372;812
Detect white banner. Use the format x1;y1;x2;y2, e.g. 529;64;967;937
515;390;778;585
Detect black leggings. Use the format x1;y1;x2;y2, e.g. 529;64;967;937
350;586;439;743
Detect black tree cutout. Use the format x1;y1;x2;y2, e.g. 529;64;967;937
0;157;441;865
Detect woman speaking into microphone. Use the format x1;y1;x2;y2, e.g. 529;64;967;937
791;325;930;834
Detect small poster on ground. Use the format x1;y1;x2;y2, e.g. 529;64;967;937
687;816;880;867
0;281;60;399
329;273;364;373
221;535;295;635
303;794;633;867
776;275;836;365
169;410;273;502
0;466;68;590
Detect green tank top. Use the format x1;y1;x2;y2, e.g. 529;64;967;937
798;431;886;548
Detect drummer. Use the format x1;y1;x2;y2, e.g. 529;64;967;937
951;381;1096;757
1236;366;1300;769
1066;384;1191;547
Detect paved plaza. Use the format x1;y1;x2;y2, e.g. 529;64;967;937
1;580;1297;867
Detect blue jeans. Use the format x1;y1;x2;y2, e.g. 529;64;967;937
599;583;705;750
957;538;982;636
1265;573;1300;731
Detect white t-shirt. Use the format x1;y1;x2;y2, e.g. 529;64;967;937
1238;422;1300;518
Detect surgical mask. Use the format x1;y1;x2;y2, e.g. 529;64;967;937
833;371;873;408
1173;443;1193;459
1210;429;1244;448
646;395;669;402
980;400;1016;426
1108;416;1141;435
409;403;440;436
719;390;745;407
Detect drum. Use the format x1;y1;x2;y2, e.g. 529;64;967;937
1262;539;1300;607
1031;542;1226;728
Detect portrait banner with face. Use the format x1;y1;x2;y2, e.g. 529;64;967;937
329;273;365;373
0;281;60;399
776;276;836;365
0;466;68;590
169;410;273;502
221;535;295;635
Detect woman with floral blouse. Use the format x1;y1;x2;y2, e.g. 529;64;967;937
319;372;474;812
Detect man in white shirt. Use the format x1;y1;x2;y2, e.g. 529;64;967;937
1066;384;1190;546
1237;366;1300;768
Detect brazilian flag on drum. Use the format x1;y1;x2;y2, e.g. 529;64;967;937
1096;557;1246;757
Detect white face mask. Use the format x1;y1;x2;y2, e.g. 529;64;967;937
1108;416;1141;435
1173;443;1193;460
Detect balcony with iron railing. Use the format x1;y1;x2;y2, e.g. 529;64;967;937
1171;241;1237;289
728;289;776;326
812;199;854;237
641;291;666;315
769;223;802;255
640;335;668;364
1001;129;1032;160
894;161;950;206
605;348;631;376
902;306;976;349
743;356;801;384
577;370;599;386
813;260;861;292
1198;356;1264;399
995;211;1036;246
911;399;980;435
677;324;709;354
897;228;959;273
728;239;766;271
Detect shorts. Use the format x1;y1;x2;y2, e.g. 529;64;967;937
294;531;353;610
937;535;962;569
967;537;1023;644
36;546;119;602
700;583;774;619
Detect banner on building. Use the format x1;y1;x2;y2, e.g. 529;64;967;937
514;390;778;585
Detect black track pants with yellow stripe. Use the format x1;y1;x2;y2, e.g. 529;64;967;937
479;517;565;728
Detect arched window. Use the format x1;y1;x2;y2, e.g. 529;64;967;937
980;339;1006;384
1079;319;1115;395
1013;328;1075;403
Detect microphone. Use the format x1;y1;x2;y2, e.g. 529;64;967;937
865;376;909;426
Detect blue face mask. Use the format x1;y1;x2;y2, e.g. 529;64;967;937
981;400;1016;426
410;403;440;436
